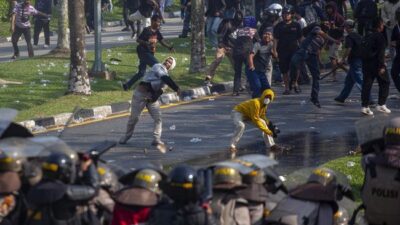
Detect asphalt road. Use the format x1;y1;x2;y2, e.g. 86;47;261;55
40;76;400;174
0;18;182;63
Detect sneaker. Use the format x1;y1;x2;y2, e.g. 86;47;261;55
121;27;130;31
361;107;374;116
232;91;240;96
151;140;165;146
10;55;18;60
43;44;49;48
121;82;129;91
293;86;301;94
269;145;285;154
334;97;345;104
376;105;391;113
282;90;291;95
119;136;130;144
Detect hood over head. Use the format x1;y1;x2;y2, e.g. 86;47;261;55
259;89;275;103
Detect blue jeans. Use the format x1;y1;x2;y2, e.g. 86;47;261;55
206;17;223;47
336;58;363;101
348;0;358;10
246;69;271;98
125;50;158;89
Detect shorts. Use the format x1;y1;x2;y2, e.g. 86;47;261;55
278;49;296;74
328;42;341;60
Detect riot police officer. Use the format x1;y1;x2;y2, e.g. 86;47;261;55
147;165;217;225
211;165;251;225
112;168;163;225
26;151;100;225
265;168;341;225
238;170;269;225
0;151;25;225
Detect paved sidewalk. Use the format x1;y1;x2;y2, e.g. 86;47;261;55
0;18;183;63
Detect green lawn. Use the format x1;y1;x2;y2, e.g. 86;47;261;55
323;155;364;201
0;38;233;121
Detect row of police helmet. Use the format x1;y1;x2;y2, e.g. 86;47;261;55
0;108;354;225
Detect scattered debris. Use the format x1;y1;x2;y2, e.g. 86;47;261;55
346;161;355;167
169;125;176;130
190;137;202;143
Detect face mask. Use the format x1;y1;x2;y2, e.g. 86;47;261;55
264;98;271;105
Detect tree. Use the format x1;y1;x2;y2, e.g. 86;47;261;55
54;0;69;52
67;0;91;95
189;0;206;73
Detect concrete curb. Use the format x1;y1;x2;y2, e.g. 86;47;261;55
19;81;233;133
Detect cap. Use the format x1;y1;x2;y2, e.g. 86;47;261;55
166;56;176;71
344;19;355;28
263;27;274;34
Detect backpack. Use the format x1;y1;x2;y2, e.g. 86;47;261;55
357;34;377;60
211;192;249;225
264;196;320;225
147;202;210;225
358;155;400;225
347;32;363;58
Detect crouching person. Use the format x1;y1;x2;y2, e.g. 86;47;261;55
230;89;283;156
119;56;181;152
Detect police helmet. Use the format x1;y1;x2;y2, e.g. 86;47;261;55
282;5;294;14
42;152;76;184
267;3;283;17
307;167;337;187
132;169;162;194
213;166;243;189
166;165;198;203
384;117;400;146
0;152;24;172
97;164;121;193
242;169;266;184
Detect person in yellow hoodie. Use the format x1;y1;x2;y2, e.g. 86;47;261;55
230;88;283;155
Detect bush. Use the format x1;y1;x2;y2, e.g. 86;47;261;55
0;0;10;22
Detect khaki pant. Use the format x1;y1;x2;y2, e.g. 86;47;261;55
129;11;151;31
122;87;162;142
206;47;234;79
230;110;274;149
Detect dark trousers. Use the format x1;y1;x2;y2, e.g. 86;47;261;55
290;52;320;100
33;19;50;45
123;6;141;33
181;9;191;35
391;56;400;92
247;69;271;98
306;54;320;101
357;20;372;36
361;63;390;107
12;26;33;57
124;50;158;89
233;54;247;92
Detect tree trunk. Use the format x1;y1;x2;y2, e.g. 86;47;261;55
189;0;206;73
55;0;70;52
67;0;91;95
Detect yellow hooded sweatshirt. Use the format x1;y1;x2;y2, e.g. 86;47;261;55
233;89;274;135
